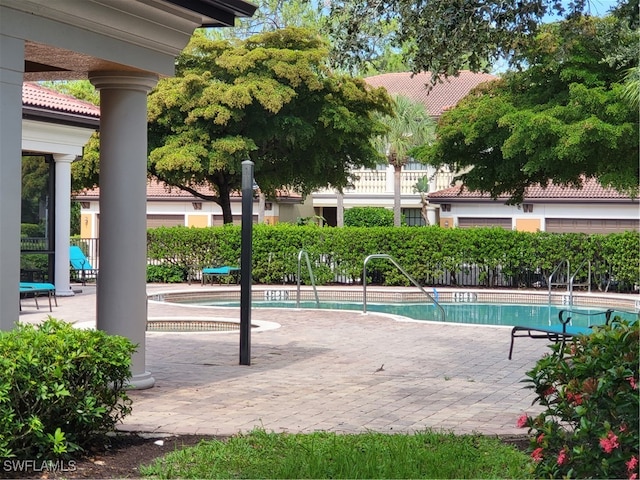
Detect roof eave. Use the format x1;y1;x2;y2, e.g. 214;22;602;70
162;0;258;27
23;106;100;129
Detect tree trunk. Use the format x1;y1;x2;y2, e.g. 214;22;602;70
217;180;234;224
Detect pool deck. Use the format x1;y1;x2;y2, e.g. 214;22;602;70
19;283;635;439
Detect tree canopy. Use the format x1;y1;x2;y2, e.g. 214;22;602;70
411;14;639;203
147;27;394;223
325;0;637;81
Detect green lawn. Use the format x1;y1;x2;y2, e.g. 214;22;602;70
140;429;533;479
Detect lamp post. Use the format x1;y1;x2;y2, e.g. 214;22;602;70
240;160;253;365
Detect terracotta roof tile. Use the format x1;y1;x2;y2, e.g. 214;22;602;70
364;71;498;117
76;178;302;201
23;82;100;117
428;177;637;201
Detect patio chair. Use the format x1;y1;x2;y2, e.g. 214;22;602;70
508;308;613;360
201;266;240;285
19;282;57;312
70;245;98;285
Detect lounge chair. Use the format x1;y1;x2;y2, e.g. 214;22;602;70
201;266;240;285
70;245;98;285
508;308;613;359
19;282;57;312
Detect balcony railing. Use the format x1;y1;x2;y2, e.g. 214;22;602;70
319;168;456;196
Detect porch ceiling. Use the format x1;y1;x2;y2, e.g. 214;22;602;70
24;41;143;82
10;0;258;82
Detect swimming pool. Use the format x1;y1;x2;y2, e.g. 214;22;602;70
156;289;639;329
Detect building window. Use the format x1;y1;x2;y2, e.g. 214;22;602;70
403;158;427;171
523;203;533;213
441;204;451;212
402;208;425;226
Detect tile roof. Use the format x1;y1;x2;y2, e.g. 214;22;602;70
428;177;637;202
364;71;498;118
77;178;303;201
23;82;100;117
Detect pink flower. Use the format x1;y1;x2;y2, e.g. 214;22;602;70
627;376;637;390
516;413;528;428
557;448;568;466
627;456;638;473
531;447;544;463
536;433;545;444
542;385;556;397
630;474;637;480
566;391;583;406
599;431;620;454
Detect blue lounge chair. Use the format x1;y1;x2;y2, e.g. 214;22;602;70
19;282;57;312
70;245;98;285
202;266;240;285
508;308;613;359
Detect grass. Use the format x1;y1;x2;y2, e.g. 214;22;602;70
140;429;533;479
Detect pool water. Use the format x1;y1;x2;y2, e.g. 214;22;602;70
192;299;637;329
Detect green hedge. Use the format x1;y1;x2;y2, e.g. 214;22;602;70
146;226;640;290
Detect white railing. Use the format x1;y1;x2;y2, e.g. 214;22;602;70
347;169;456;195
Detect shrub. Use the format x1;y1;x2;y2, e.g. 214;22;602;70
0;318;136;459
518;319;639;479
344;207;396;227
147;263;187;283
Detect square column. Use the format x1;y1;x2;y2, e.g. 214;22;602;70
89;71;158;389
0;35;24;330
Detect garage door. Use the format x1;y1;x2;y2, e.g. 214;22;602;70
458;218;512;229
546;219;640;234
146;215;184;228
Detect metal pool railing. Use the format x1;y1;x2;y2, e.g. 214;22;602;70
363;254;445;321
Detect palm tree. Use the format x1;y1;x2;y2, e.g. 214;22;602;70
373;95;435;226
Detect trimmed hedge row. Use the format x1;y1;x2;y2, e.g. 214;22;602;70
146;225;639;290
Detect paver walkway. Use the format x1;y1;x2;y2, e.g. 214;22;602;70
21;283;548;438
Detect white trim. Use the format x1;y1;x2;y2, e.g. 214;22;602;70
22;119;95;155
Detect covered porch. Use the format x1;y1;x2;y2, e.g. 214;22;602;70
0;0;256;389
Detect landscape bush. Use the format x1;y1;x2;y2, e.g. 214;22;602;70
0;318;136;459
518;319;639;479
145;225;640;289
343;206;396;227
146;263;187;283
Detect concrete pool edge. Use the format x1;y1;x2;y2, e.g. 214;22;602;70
149;285;640;311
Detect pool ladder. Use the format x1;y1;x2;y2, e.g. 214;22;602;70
296;250;320;308
548;259;591;306
363;254;445;321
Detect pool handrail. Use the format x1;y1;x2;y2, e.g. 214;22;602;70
548;259;570;304
363;254;445;321
296;250;320;308
569;259;592;307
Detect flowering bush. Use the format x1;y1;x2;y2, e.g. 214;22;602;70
517;318;639;479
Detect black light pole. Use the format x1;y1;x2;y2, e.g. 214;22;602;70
239;160;253;365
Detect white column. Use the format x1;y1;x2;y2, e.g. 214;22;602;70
0;35;24;330
89;71;158;390
336;191;344;227
258;192;265;223
53;154;75;296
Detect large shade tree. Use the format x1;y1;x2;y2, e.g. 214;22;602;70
147;27;393;224
411;14;639;203
325;0;637;81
